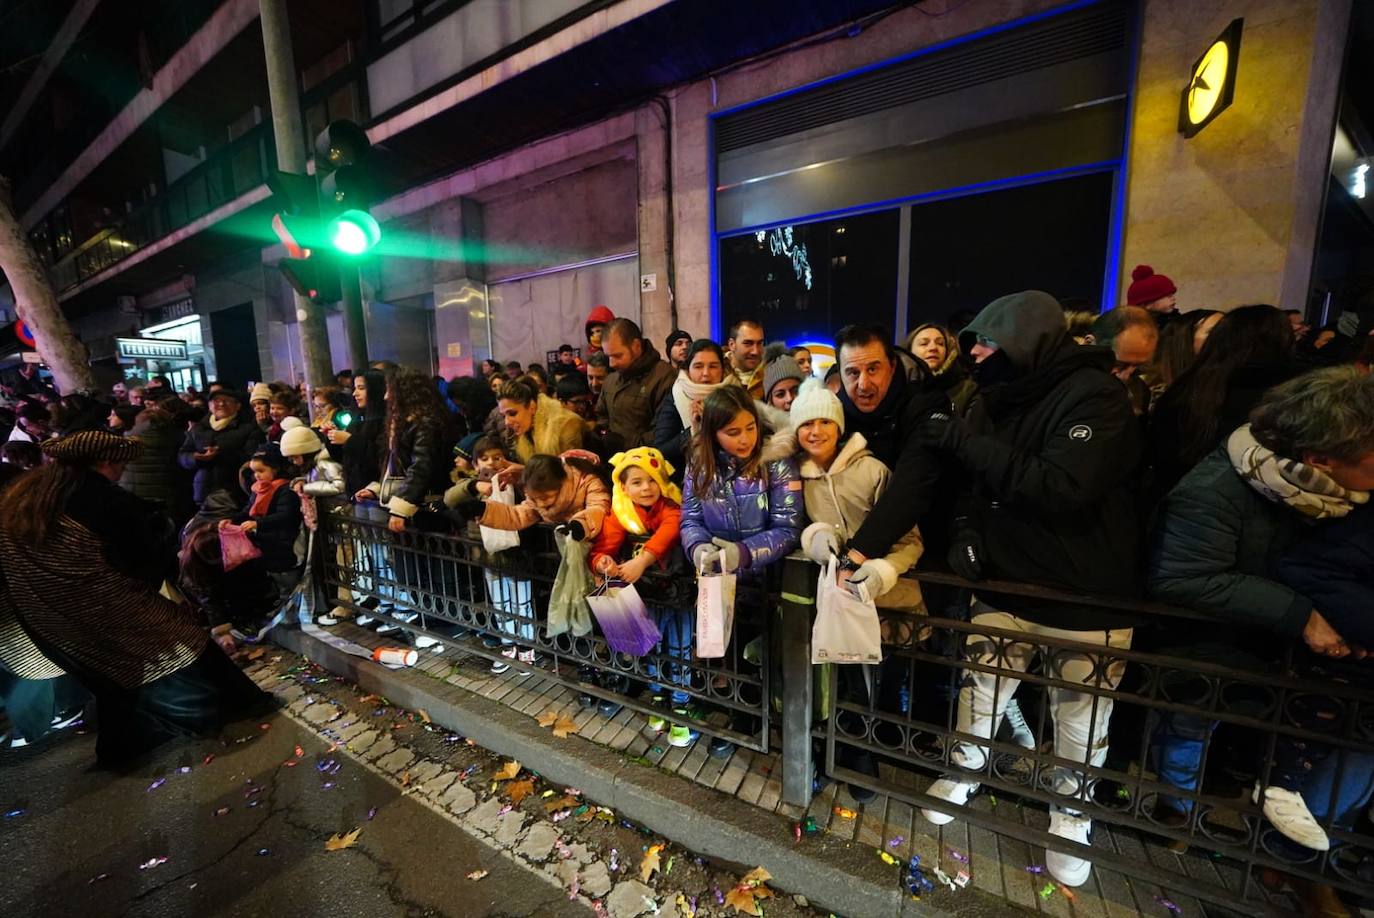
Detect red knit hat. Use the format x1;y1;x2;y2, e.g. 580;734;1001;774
1126;265;1177;306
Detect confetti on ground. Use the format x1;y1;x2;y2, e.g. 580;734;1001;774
258;723;271;731
3;808;25;819
947;848;968;862
878;850;898;866
294;745;304;758
202;754;215;765
955;870;971;888
466;870;488;881
176;766;191;774
1039;881;1056;900
213;807;231;817
888;836;905;848
87;874;109;884
833;806;856;819
138;857;169;870
146;778;166;792
1154;895;1183;915
367;806;377;820
1025;864;1044;874
256;848;270;856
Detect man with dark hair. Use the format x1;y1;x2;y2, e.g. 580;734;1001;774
336;369;355;389
556;373;595;422
1088;306;1158;416
915;291;1143;890
831;323;947;569
664;330;692;371
597;318;675;448
586;352;609;398
726;319;766;400
146;375;174;395
503;361;523;381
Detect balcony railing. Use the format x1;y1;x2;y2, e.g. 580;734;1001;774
48;124;278;294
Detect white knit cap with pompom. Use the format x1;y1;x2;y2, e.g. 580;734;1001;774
789;378;844;433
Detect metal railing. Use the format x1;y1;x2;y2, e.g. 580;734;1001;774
776;557;1374;910
301;506;1374;910
313;500;772;752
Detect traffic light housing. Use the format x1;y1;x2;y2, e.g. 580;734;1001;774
315;120;381;256
267;171;340;303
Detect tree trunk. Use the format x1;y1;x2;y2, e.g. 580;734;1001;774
0;175;96;393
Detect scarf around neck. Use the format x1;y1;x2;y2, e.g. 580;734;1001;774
1226;424;1369;520
671;371;735;428
250;477;290;517
209;413;234;432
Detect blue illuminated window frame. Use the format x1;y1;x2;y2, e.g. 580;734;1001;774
706;0;1140;340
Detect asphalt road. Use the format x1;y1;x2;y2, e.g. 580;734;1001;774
0;707;589;918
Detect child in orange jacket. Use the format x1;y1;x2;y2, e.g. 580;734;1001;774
589;447;697;747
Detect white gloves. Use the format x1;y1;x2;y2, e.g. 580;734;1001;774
802;522;841;565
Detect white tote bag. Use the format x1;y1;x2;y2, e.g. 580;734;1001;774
480;482;521;554
695;566;737;659
812;557;882;664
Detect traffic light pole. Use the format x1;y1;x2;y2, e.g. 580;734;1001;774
339;262;369;372
260;0;335;391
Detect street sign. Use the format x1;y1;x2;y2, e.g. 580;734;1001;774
116;337;189;360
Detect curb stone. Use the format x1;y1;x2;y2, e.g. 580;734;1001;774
274;626;1001;918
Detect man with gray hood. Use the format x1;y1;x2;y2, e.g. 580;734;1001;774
914;290;1143;890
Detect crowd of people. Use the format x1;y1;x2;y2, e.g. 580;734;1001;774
1;276;1373;899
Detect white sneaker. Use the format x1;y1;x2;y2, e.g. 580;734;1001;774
1255;785;1330;851
1001;698;1036;750
414;635;444;652
375;619;402;635
922;776;980;825
355;614;375;626
50;708;83;730
1046;809;1093;887
316;613;341;626
491;646;516;675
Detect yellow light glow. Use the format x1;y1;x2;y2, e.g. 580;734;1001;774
1186;40;1229;126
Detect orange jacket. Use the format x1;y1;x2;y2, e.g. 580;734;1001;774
589;497;681;573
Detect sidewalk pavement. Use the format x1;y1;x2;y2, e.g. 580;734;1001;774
275;621;1280;918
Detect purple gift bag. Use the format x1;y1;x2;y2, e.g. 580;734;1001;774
586;580;661;656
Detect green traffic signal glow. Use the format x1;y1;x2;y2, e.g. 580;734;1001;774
329;210;381;255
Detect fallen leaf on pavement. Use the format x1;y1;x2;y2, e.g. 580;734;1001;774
544;795;579;813
505;778;535;804
324;827;362;851
552;716;579;739
246;647;266;661
493;760;521;781
741;867;772;886
640;844;664;882
536;710;558;727
724;867;775;915
401;770;411;787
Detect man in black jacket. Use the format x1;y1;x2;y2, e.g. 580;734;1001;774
178;388;265;508
830;326;949;582
915;291;1143;890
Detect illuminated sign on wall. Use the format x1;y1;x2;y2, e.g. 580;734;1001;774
116;337;189;360
1179;18;1243;138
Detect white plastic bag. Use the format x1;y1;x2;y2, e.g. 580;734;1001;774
812;557;882;664
695;564;736;659
480;482;521;554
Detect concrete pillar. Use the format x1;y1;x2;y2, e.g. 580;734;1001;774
636;102;674;345
259;0;335;388
1119;0;1351;310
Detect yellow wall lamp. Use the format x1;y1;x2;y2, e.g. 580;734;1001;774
1179;18;1243;138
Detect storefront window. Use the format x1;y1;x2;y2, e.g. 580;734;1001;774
719;209;899;346
907;172;1114;330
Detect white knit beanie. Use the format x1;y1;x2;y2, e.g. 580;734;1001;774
789;378;844;433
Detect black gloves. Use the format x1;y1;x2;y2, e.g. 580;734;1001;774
556;520;587;542
918;410;968;454
448;499;486;526
947;516;984;581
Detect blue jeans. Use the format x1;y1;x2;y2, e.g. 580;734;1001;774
648;606;692;706
1151;712;1215;814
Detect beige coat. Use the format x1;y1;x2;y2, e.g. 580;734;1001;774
512;394;585;464
794;432;925;610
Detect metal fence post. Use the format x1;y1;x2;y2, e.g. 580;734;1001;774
779;554;815;808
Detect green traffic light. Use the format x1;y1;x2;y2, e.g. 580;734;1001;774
329;210;381;255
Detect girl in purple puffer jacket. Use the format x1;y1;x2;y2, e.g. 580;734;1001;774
681;386;802;577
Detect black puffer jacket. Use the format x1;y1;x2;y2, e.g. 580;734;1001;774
232;485;303;573
843;347;951;559
1276;505;1371;647
120;406;193;524
339;416;384;495
949;291;1145;630
376;416;453;519
178;413;265;505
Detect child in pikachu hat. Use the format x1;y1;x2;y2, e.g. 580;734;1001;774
589;447;699;747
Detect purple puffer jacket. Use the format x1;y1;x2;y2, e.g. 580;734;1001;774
680;450;803;573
